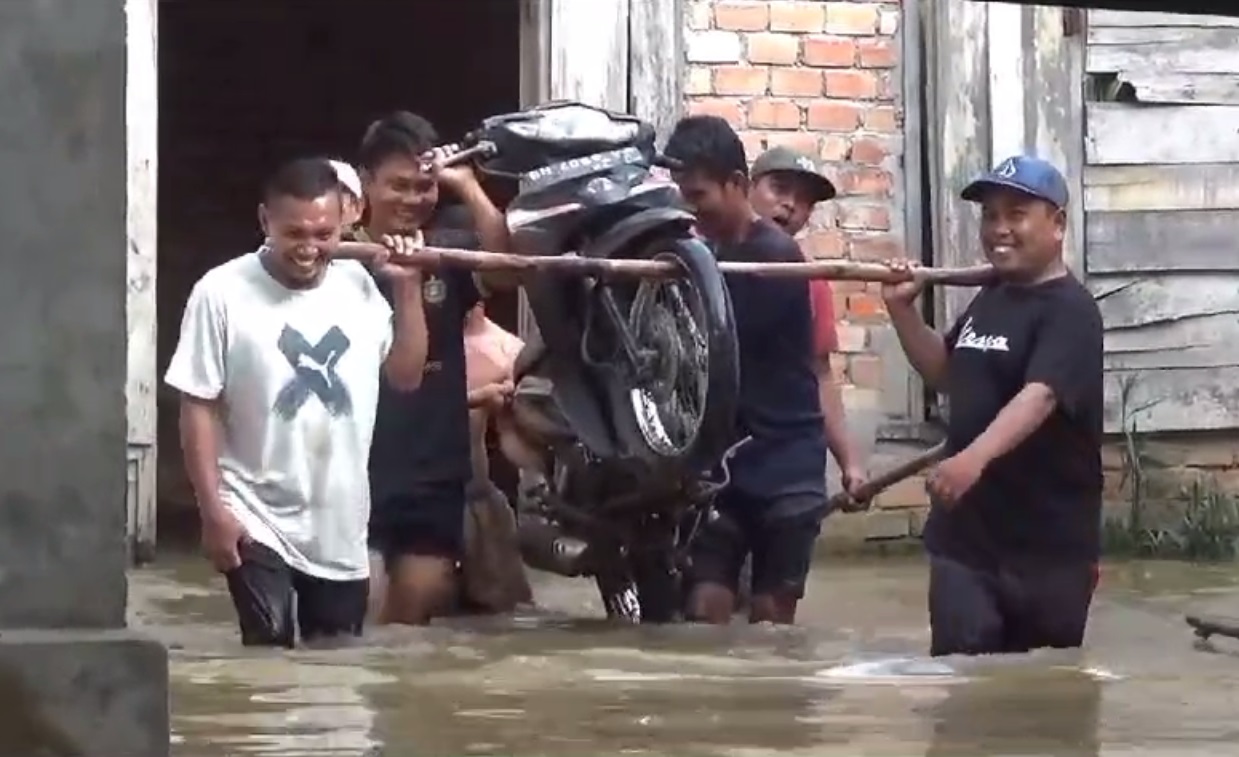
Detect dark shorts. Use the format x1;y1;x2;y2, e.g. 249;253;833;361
687;489;827;600
368;480;467;565
928;553;1099;657
224;541;368;648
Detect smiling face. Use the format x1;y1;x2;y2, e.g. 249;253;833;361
749;172;817;236
978;185;1065;282
363;152;439;235
258;191;342;288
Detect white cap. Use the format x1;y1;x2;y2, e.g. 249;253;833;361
328;159;363;200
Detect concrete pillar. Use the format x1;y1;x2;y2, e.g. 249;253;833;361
0;1;169;754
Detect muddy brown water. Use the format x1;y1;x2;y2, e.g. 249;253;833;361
130;554;1239;756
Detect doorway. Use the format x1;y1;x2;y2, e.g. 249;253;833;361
154;0;525;541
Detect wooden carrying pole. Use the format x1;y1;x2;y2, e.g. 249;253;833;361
334;241;994;286
835;442;948;513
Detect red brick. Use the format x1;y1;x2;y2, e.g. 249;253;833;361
747;32;800;65
840;166;893;195
807;100;862;131
848;354;883;389
858;38;897;68
847;292;887;321
714;1;769;31
688;97;744;126
851;233;903;261
829;353;848;383
850;136;889;164
770;1;825;33
803;230;847;258
764;131;819;154
747;98;801;129
825;70;879;99
769;67;823;97
686;66;713;96
834;297;852;327
714;66;769;95
863;105;899;132
737;131;766;158
825;3;880;35
838;203;891;230
820;135;850;161
803;35;856;67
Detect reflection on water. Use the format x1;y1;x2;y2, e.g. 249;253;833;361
131;555;1239;756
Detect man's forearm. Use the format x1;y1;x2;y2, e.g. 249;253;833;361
817;364;857;469
459;182;509;254
459;182;522;292
384;279;428;390
179;398;226;517
962;383;1057;467
887;304;949;392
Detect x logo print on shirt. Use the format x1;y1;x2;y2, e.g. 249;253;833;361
272;325;353;420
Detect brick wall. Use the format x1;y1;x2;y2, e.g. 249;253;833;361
684;0;904;398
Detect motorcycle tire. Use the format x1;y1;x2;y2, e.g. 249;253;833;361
594;559;682;625
603;233;739;477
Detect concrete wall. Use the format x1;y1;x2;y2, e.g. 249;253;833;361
0;0;130;628
0;1;168;753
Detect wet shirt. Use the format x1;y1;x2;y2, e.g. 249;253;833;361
715;219;828;504
354;225;483;502
924;275;1104;565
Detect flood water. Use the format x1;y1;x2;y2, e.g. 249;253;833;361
129;554;1239;756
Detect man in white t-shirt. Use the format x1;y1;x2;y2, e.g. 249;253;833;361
164;157;428;647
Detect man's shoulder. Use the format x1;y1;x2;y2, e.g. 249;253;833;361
1021;274;1101;325
193;252;262;300
746;218;802;263
325;258;379;290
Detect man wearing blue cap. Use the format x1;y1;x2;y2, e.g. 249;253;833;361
881;155;1104;657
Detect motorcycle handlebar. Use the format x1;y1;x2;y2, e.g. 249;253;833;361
652;154;683;170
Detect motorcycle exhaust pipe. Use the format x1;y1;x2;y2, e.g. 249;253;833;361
517;514;593;577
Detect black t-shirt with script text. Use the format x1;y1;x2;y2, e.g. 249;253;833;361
356;224;482;503
923;275;1104;566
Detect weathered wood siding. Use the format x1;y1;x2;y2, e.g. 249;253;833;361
126;0;158;562
1084;10;1239;433
926;2;1085;329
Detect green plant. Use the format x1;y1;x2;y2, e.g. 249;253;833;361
1101;375;1239;561
1110;373;1160;546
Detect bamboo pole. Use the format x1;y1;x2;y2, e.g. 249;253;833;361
334;241;995;286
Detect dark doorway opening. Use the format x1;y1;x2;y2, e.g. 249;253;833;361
156;0;524;539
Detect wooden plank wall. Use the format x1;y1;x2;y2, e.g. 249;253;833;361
125;0;158;560
926;2;1084;328
1084;10;1239;433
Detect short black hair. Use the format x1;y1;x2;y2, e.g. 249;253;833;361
358;111;439;171
262;157;341;205
663;115;748;183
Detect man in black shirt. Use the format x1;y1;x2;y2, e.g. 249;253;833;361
353;111;511;626
883;155;1104;656
664;116;860;625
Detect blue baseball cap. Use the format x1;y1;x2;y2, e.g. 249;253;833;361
961;155;1068;208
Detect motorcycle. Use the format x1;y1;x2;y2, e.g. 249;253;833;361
451;100;741;623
